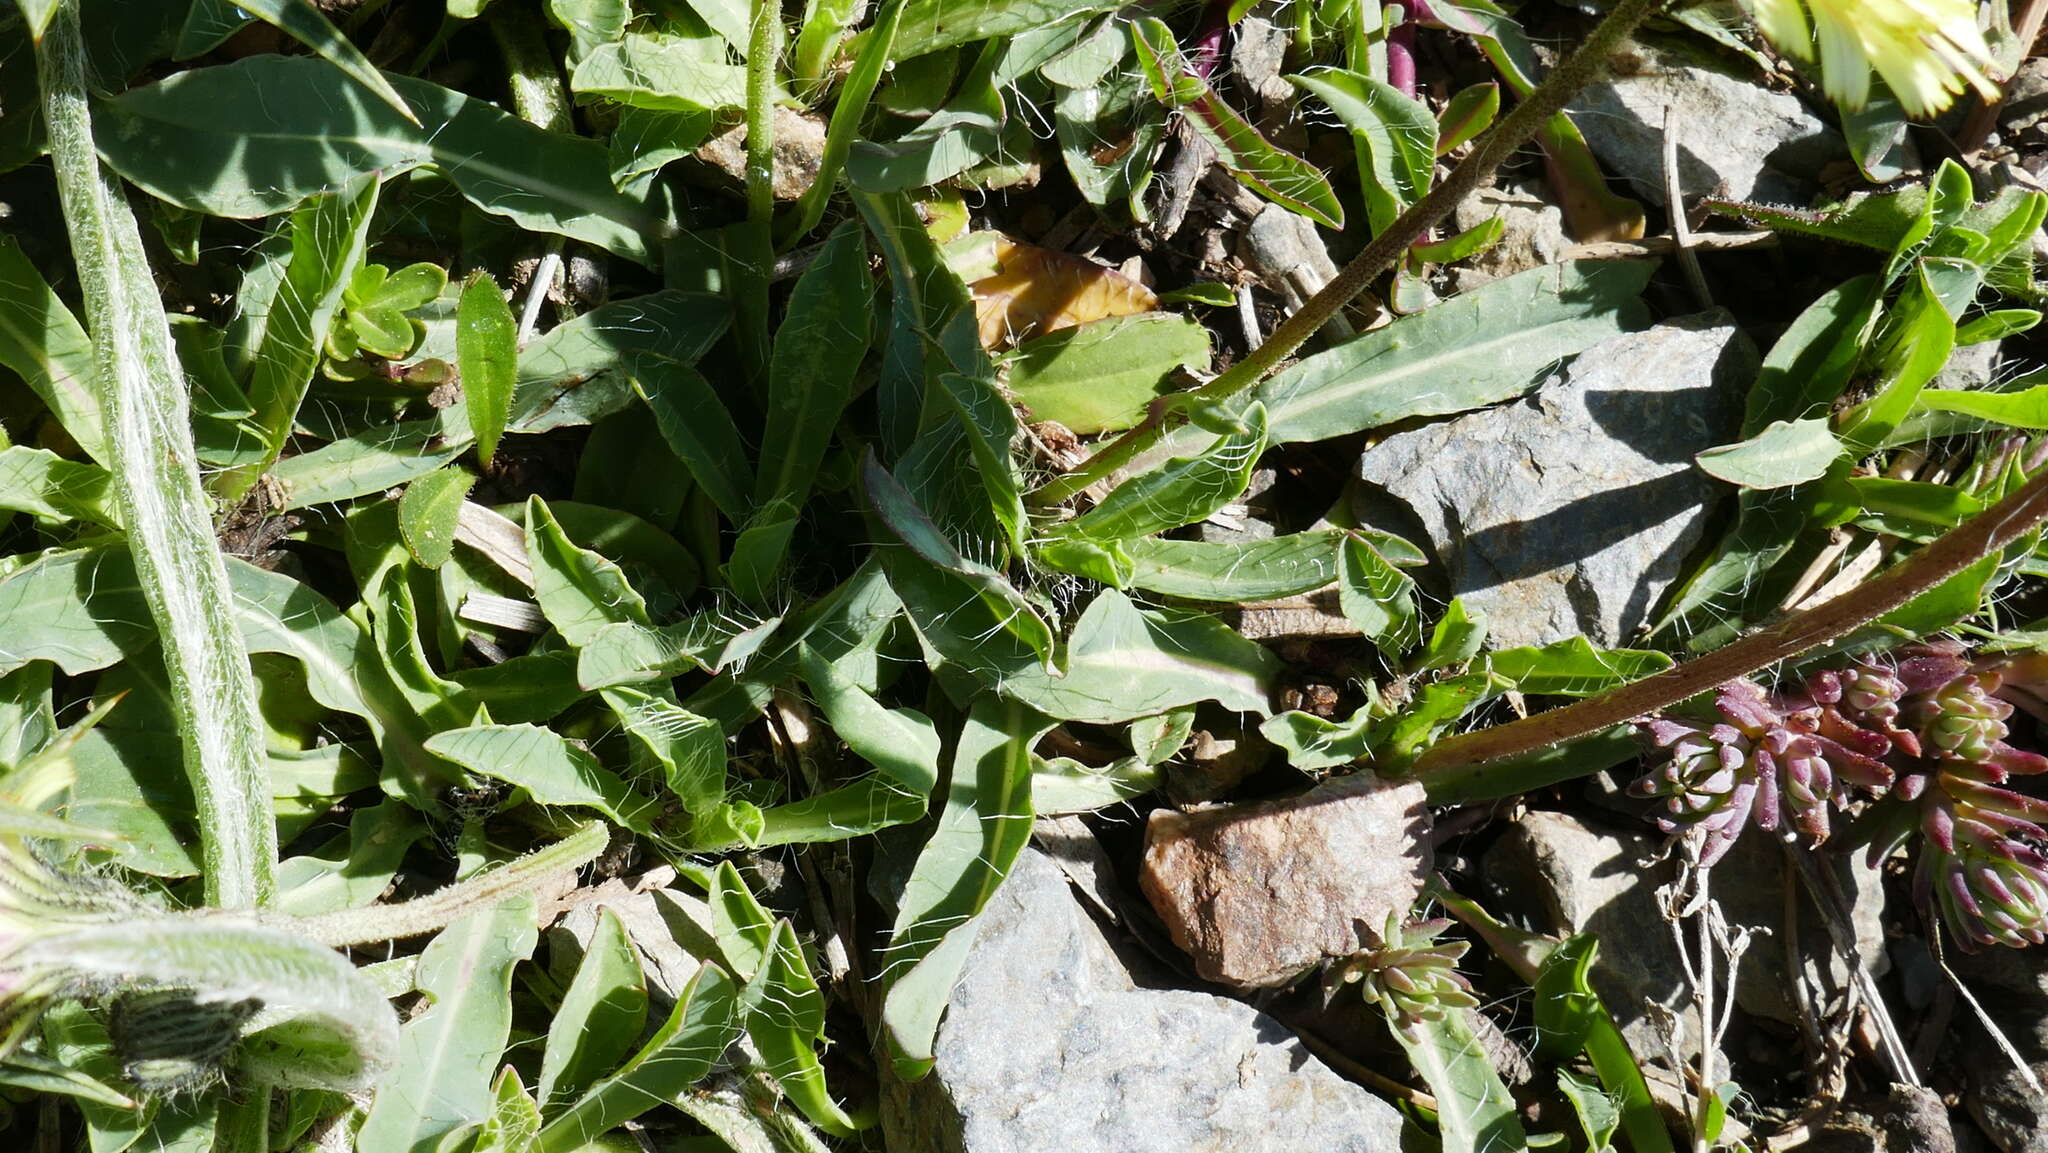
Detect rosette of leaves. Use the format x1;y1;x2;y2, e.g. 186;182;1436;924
324;261;448;372
1631;678;1893;863
1635;642;2048;949
1332;914;1479;1041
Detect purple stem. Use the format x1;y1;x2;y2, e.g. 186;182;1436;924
1388;15;1418;97
1190;0;1233;80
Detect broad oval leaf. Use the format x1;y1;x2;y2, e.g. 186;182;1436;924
96;56;661;263
1694;417;1844;490
1005;313;1210;434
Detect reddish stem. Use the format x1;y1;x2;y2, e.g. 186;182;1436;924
1388;16;1418;97
1190;0;1233;80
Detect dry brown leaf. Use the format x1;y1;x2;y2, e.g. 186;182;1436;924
967;234;1158;348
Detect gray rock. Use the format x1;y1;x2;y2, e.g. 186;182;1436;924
1354;313;1752;649
1569;38;1840;208
884;849;1409;1153
1952;945;2048;1153
1482;811;1887;1064
1452;182;1571;292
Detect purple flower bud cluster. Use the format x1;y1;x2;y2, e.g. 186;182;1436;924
1633;641;2048;949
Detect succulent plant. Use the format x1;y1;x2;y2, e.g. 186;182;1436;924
1635;642;2048;949
1333;915;1479;1040
1631;679;1891;864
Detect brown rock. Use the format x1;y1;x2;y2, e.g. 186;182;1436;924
695;107;830;201
1139;773;1430;988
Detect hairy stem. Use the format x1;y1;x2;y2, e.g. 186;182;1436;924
295;821;608;947
37;0;276;909
1411;467;2048;776
1029;0;1668;506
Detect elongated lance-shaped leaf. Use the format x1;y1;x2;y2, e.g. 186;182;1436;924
757;220;873;510
797;642;941;794
788;0;909;240
1388;1006;1529;1153
459;273;518;467
7;918;398;1090
0;237;105;465
536;963;742;1153
938;371;1028;555
35;1;274;908
750;919;867;1135
216;172;380;503
97;57;662;264
1055;403;1268;546
176;0;418;124
537;907;647;1112
359;896;539;1153
881;697;1047;1079
1130;17;1343;229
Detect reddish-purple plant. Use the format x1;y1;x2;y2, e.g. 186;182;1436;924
1633;640;2048;949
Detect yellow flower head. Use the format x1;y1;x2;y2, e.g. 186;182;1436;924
1743;0;2001;118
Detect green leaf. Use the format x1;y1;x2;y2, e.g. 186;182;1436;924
1532;933;1602;1062
601;685;727;813
398;468;477;569
277;800;428;917
186;0;418;124
866;453;1056;670
1436;81;1499;154
1387;1008;1528;1153
1291;69;1435;234
0;446;117;526
634;357;755;520
1437;891;1675;1153
1838;266;1960;454
797;643;942;793
749;921;865;1135
538;908;648;1112
474;1068;543;1153
425;724;660;832
1052;404;1267;547
938;370;1029;554
526;495;651;647
576;611;784;689
1123;531;1344;601
1418;600;1487;671
1339;533;1420;658
1130;17;1342;228
1144;260;1649;463
1005;313;1210;435
882;696;1045;1079
359;896;539;1153
97;56;661;263
1556;1068;1622;1153
1001;589;1279;723
535;963;741;1153
1477;638;1672;696
758;220;872;510
725;498;799;606
1261;706;1375;771
572;29;750;112
862;0;1128;61
708;859;775;981
0;235;106;465
218;171;380;501
1916;382;2048;428
458;273;519;467
1694;417;1845;490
